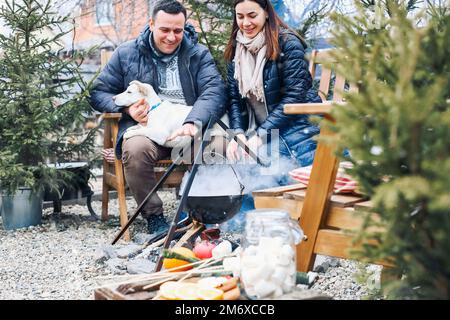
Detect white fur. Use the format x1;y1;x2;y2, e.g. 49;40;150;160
114;80;227;148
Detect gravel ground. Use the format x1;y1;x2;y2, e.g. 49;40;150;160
0;189;381;300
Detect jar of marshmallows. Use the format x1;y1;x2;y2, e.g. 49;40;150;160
240;209;304;299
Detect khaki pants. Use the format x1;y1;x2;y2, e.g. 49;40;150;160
122;135;227;218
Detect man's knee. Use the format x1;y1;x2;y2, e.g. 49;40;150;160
122;136;160;165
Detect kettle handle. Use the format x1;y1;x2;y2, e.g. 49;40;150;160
209;151;245;195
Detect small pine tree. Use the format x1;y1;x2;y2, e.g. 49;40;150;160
325;1;450;299
0;0;97;195
185;0;234;78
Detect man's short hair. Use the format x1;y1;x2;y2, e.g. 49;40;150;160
152;0;187;20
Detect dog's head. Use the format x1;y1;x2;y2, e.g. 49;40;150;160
113;80;159;107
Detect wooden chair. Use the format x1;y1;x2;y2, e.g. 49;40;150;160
253;49;392;272
99;49;185;242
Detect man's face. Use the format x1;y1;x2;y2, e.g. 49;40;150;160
149;11;185;54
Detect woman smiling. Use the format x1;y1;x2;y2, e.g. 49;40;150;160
224;0;321;167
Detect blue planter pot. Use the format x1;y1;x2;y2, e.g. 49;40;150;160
1;188;43;230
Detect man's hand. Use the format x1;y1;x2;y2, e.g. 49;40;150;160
167;123;198;141
244;135;263;158
124;98;149;125
226;133;246;162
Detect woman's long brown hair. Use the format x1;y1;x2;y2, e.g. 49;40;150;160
224;0;298;62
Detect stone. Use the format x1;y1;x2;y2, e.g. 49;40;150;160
126;259;156;274
116;244;142;259
105;258;127;275
0;189;375;300
133;233;154;245
277;288;331;300
329;258;341;268
314;261;330;273
94;245;118;263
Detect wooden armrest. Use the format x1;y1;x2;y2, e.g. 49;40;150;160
284;101;347;115
103;113;122;120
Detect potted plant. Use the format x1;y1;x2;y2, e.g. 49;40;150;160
0;0;97;230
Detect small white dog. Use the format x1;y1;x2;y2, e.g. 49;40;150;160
113;80;227;148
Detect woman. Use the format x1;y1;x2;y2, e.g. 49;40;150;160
225;0;321;167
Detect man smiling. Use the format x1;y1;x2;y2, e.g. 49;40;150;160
89;0;226;234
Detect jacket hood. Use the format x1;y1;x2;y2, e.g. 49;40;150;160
280;27;308;49
136;23;199;54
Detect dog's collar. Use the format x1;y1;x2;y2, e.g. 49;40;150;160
148;101;162;112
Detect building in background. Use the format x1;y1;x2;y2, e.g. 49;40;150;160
73;0;153;51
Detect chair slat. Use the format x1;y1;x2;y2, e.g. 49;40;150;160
333;73;346;101
318;67;332;101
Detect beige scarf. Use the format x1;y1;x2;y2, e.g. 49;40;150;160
234;29;267;102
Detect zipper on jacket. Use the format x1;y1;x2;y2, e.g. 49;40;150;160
186;59;195;95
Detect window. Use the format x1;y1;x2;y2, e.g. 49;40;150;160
96;0;114;25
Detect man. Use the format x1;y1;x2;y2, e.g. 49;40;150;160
89;0;226;234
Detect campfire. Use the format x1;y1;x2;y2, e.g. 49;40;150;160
95;122;321;300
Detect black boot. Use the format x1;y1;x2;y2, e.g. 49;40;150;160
146;214;169;234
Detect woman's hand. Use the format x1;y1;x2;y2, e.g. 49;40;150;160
226;133;247;162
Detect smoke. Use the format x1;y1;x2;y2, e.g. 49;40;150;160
179;164;244;197
178;152;298;197
177;129;301;233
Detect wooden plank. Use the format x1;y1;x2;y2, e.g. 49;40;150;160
102;113;122;120
318;67;332;101
314;49;337;64
308;50;319;78
325;207;362;230
253;196;303;220
94;287;128;300
328;194;365;208
254;192;374;231
104;172;118;190
155;159;174;166
313;229;394;267
349;82;359;94
285;190;364;208
252;183;306;197
111;120;130;242
284;102;334;115
173;223;205;248
295;126;340;272
333;74;346;101
326;206;384;232
354;200;373;211
313;229;354;259
102;119;113;221
155;170;184;188
283;189;307;200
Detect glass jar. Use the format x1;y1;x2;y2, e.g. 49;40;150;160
240;209;304;299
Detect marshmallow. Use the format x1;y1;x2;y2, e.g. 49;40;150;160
212;240;232;259
254;280;277;299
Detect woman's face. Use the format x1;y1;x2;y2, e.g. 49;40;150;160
235;0;267;39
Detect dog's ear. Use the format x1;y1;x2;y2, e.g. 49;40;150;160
129;80;141;87
138;82;156;97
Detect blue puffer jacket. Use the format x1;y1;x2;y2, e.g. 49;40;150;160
89;25;227;158
227;29;321;167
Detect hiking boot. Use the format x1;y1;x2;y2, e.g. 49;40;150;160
146;214;169;235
